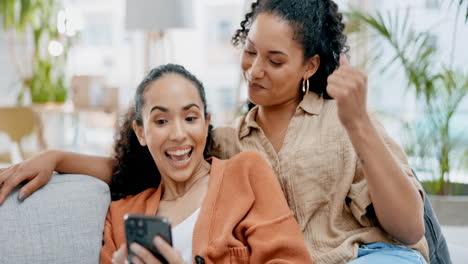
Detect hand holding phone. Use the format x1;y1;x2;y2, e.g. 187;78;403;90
124;214;173;264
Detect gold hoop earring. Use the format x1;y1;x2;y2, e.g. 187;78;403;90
302;78;309;95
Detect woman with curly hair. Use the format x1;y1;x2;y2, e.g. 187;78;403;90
102;63;312;264
1;0;441;263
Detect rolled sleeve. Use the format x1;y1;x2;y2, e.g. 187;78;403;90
348;113;424;225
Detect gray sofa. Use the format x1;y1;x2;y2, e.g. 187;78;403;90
0;174;110;264
1;173;465;263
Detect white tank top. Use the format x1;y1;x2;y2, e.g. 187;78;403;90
172;208;200;263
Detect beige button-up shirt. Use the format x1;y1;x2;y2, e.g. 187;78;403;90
209;93;428;264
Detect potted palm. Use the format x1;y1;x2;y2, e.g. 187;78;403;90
346;1;468;225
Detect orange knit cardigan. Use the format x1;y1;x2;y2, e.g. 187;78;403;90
100;151;313;264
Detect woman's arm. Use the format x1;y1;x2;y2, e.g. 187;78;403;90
327;55;424;245
346;116;424;244
0;150;113;205
53;150;114;181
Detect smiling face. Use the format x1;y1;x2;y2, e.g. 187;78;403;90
241;13;319;107
133;73;210;183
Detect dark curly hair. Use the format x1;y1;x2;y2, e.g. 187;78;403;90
232;0;348;100
110;64;213;201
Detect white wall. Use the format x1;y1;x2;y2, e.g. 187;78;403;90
63;0;245;125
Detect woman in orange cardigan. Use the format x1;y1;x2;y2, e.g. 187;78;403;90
102;64;312;264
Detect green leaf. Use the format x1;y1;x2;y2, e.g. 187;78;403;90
347;7;468;194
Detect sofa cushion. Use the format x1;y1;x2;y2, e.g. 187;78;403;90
0;174;110;264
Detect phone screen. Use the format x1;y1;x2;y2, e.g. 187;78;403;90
124;214;172;264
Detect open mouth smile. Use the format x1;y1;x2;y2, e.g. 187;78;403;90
164;147;193;168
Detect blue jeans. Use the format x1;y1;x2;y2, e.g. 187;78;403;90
348;242;427;264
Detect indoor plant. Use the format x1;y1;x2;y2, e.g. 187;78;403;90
0;0;74;104
346;1;468;196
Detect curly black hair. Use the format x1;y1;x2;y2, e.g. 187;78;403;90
110;64;213;201
233;0;348;100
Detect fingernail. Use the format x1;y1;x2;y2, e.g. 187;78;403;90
18;192;25;202
130;243;138;252
154;236;162;245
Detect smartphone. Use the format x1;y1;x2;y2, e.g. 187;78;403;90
124;214;173;264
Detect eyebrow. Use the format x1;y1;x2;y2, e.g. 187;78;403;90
183;103;200;111
150;103;200;113
150;106;168;113
247;38;288;56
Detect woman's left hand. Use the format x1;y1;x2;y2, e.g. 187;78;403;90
326;54;370;131
129;236;185;264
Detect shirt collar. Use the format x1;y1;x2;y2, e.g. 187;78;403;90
239;93;324;139
298;92;324;115
239;105;260;139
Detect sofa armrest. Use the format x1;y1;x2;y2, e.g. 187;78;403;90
0;174;110;264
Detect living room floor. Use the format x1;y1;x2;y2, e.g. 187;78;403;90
441;226;468;263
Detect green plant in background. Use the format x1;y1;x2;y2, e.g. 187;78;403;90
346;1;468;195
0;0;75;104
